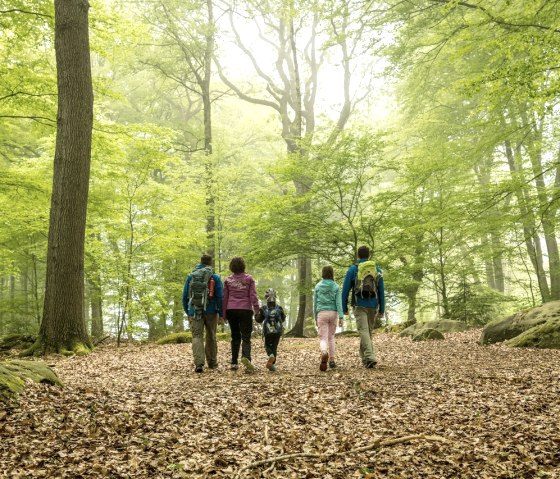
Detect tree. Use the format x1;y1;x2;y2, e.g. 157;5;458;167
216;0;368;335
26;0;94;355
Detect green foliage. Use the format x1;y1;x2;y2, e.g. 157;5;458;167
447;281;514;326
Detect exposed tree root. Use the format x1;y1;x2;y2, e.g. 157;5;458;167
234;434;446;478
21;339;92;357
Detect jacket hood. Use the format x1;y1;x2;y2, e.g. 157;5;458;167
316;279;338;292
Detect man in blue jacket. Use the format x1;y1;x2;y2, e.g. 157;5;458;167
182;254;223;373
342;245;385;368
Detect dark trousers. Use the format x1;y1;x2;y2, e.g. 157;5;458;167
264;333;281;358
227;309;253;363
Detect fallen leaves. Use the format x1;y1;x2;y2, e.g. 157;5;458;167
0;331;559;478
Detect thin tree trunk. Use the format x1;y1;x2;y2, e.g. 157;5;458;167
173;294;184;332
30;0;93;355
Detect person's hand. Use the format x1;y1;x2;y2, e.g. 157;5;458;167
338;319;343;328
218;317;224;325
378;312;385;318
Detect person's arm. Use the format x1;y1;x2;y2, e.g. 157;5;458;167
222;278;229;320
214;274;223;316
336;285;343;319
341;266;355;315
279;305;286;323
377;267;385;315
313;286;318;323
182;276;191;314
249;276;259;315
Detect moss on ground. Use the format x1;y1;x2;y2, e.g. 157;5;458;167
157;331;232;345
0;334;36;353
0;360;62;403
506;318;560;349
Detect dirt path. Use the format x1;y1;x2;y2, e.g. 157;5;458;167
1;331;559;478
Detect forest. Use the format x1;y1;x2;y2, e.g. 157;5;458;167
1;0;560;478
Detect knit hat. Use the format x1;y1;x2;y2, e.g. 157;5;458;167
264;288;277;303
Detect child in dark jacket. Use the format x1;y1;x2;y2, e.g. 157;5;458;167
255;288;285;372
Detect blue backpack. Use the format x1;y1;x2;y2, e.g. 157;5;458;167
262;305;284;336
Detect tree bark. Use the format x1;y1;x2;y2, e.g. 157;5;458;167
504;138;550;302
29;0;93;355
520;109;560;300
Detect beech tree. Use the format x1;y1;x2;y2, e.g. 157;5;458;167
27;0;94;355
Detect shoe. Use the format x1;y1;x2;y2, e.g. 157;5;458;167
320;352;329;372
195;366;204;373
365;361;377;369
208;364;218;370
329;361;337;369
266;354;276;370
270;364;277;372
230;364;239;371
241;357;255;372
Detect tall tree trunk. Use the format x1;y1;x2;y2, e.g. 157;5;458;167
491;233;505;293
90;280;103;339
0;277;4;335
173;294;184;332
504;138;550;302
29;0;93;355
520;109;560;300
203;0;215;258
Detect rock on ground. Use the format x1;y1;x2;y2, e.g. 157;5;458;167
481;300;560;346
412;328;444;341
506;317;560;349
400;319;468;337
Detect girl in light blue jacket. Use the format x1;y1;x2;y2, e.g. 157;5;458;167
313;266;344;371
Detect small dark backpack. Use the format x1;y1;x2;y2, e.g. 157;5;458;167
188;266;213;319
262;305;283;336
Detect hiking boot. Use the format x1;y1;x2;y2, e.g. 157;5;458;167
195;366;204;373
320;352;329;372
208;364;218;370
270;364;277;372
266;354;276;370
230;363;239;371
241;357;255;372
365;360;377;369
329;361;337;369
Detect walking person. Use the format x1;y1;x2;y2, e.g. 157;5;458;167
182;254;223;373
222;256;259;372
255;288;285;372
314;266;344;371
341;246;385;368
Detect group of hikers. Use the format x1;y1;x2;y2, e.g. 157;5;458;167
182;246;385;373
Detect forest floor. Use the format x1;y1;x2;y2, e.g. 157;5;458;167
1;331;559;479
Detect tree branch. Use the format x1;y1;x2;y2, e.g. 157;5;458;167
235;434;446;478
0;9;51;19
429;0;560;34
214;57;281;112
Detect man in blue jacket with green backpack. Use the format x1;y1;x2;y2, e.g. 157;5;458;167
342;245;385;368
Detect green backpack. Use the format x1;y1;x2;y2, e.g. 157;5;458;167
354;260;380;300
188;266;213;319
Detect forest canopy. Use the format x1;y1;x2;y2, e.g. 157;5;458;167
1;0;559;340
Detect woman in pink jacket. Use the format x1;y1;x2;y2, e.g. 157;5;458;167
222;256;260;371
